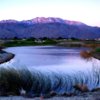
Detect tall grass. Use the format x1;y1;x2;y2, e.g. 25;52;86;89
0;68;21;95
0;67;100;97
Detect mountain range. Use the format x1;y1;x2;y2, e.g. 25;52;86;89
0;17;100;39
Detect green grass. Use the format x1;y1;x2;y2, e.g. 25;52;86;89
95;48;100;53
2;39;57;47
1;39;99;48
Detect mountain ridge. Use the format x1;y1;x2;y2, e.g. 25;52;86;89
0;17;100;39
0;17;86;26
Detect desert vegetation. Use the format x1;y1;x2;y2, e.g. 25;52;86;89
80;40;100;60
0;66;100;98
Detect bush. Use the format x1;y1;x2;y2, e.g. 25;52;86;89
95;48;100;52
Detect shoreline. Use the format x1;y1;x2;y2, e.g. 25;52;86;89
0;90;100;100
92;52;100;60
0;50;15;64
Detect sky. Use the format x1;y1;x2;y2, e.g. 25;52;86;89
0;0;100;26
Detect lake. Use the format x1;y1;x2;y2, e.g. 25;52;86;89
2;46;100;73
1;46;100;93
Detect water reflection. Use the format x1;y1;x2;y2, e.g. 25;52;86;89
1;46;99;74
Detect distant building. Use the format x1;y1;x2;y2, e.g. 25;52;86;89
35;39;45;43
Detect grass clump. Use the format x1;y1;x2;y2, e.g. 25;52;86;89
0;66;100;98
0;68;21;96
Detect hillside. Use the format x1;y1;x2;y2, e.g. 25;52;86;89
0;17;100;39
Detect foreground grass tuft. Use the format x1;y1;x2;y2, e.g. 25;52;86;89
0;67;100;98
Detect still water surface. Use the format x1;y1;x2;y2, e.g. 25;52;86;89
2;46;100;73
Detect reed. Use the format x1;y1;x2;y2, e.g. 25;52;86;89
0;66;100;98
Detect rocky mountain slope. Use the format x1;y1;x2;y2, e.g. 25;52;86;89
0;17;100;39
